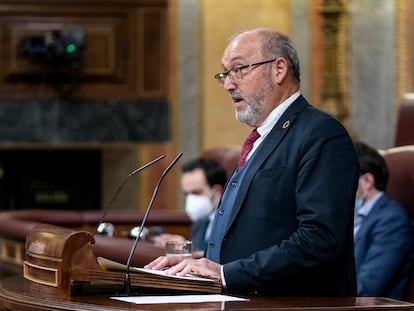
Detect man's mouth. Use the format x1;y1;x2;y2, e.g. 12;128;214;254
230;94;244;105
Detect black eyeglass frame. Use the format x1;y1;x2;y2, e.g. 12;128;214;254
214;58;277;87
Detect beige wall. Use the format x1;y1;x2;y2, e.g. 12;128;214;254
199;0;292;150
173;0;406;151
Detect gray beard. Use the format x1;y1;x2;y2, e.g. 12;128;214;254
235;86;268;127
235;69;273;127
235;70;273;127
235;103;262;127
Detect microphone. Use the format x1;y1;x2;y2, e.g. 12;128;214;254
93;155;165;236
123;152;183;295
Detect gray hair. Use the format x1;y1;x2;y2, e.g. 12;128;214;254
230;28;301;84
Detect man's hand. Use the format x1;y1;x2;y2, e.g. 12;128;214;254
145;256;222;281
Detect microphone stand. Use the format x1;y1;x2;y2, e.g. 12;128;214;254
123;152;183;296
93;155;165;236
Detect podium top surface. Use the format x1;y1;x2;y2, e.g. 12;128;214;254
1;276;414;311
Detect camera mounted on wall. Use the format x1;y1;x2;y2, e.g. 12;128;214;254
21;27;84;66
19;27;85;97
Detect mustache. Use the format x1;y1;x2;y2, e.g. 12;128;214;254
229;91;244;99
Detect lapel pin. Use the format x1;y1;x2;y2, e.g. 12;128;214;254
282;120;290;129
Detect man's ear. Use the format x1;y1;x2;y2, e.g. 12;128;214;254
273;57;288;84
217;184;224;195
361;172;375;189
212;184;224;198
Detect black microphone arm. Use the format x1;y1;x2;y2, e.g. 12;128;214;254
93;155;165;236
123;152;183;295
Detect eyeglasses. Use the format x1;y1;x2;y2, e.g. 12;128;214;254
214;58;276;87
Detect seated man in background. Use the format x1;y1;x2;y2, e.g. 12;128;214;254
353;141;413;299
152;157;227;254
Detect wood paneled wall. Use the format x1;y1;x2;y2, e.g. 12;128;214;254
0;0;167;99
0;0;176;213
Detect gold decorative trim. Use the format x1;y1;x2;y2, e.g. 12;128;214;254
0;238;24;265
337;0;349;129
23;261;59;287
396;0;407;111
318;0;351;131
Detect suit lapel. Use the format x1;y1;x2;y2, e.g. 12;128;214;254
354;195;387;243
225;95;309;231
192;218;210;248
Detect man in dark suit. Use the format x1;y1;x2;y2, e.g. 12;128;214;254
152;157;226;253
146;28;358;297
353;141;412;299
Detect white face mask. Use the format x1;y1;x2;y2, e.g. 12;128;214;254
185;193;214;222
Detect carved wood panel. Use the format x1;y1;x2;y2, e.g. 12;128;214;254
0;0;167;98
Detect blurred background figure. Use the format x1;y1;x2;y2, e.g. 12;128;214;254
152;157;226;255
353;141;413;299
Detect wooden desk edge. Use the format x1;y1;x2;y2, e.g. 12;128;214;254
1;276;414;311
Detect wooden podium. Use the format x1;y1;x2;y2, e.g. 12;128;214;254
23;224;99;299
5;224;412;311
22;224;221;299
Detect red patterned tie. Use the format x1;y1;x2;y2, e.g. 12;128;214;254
238;128;260;170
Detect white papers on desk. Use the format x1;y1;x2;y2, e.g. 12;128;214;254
97;256;217;282
112;294;249;304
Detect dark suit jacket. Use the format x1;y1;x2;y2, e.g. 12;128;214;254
354;194;413;299
211;95;358;296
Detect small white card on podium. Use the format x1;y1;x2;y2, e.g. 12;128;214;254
112;294;249;304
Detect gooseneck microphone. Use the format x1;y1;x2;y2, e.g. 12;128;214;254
123;152;183;295
93;155;165;236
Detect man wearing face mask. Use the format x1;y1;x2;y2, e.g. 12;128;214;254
353;141;412;299
152;157;227;253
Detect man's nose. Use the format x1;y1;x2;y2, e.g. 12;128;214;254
222;75;236;90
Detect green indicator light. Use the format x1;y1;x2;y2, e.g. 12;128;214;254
66;44;76;53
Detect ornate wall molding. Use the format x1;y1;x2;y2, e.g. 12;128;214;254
319;0;350;130
396;0;408;107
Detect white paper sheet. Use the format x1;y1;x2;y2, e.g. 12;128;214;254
111;294;249;304
97;256;217;282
